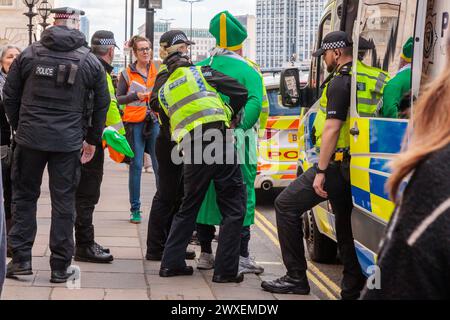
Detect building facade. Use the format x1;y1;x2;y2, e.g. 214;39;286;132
235;15;257;62
256;0;297;68
256;0;326;68
138;21;216;63
297;0;326;62
0;0;55;49
80;16;90;42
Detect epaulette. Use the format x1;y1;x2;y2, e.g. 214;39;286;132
339;64;352;75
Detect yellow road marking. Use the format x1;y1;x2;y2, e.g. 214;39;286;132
306;271;338;300
255;210;278;234
255;210;341;299
255;219;337;300
307;263;341;295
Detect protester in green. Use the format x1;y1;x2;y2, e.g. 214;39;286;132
195;11;265;274
380;37;413;118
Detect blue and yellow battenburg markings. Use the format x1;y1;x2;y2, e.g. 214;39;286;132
350;118;408;222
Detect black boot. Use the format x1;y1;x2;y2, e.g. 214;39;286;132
74;244;114;263
261;275;311;295
212;273;244;284
146;249;196;261
6;260;33;278
93;242;110;254
51;269;76;283
159;266;194;277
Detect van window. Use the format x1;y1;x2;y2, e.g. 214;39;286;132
310;13;333;100
267;89;301;117
356;0;417;119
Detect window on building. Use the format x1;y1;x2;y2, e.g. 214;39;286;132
0;0;14;6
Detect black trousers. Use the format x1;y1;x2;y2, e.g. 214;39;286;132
75;143;104;248
275;162;365;299
161;140;246;277
9;145;80;271
146;134;184;255
197;224;251;258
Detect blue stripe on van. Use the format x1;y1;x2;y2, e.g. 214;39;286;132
351;186;372;212
369;173;390;200
369;120;408;154
369;158;391;174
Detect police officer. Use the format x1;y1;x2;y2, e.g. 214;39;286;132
146;30;196;262
74;31;123;264
3;7;110;283
158;51;249;283
261;31;366;299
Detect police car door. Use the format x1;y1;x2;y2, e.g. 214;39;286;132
349;0;418;263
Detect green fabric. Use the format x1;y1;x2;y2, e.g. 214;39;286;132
196;52;263;227
102;127;135;158
158;66;231;143
209;11;248;49
381;65;411;119
402;37;414;60
105;73;125;135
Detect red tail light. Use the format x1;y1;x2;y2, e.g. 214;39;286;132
264;128;279;140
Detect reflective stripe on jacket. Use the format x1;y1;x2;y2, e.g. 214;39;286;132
158;66;231;143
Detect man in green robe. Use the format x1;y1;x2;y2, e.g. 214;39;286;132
195;11;265;274
380;37;413;118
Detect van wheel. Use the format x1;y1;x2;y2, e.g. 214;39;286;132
303;210;337;264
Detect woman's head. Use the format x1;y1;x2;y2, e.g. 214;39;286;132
388;35;450;200
159;30;194;60
129;35;152;64
1;45;21;73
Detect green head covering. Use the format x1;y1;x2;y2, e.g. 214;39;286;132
103;127;134;158
209;11;248;50
401;37;414;63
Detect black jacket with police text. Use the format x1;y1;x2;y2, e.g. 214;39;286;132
3;26;110;152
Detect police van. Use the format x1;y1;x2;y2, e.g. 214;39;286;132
281;0;449;274
255;70;307;191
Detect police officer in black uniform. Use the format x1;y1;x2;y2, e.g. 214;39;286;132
3;7;110;283
261;32;366;299
146;30;196;262
73;31;119;264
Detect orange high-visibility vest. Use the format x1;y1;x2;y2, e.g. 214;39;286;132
121;61;160;123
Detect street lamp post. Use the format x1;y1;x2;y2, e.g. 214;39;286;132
180;0;203;58
23;0;40;46
38;0;52;31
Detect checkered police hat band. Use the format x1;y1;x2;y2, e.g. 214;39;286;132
99;39;116;46
171;34;188;46
322;41;347;50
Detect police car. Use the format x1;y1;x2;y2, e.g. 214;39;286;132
255;69;307;191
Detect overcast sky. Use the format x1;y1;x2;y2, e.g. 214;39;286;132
57;0;256;49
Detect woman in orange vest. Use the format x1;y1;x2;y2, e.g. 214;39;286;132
117;35;160;224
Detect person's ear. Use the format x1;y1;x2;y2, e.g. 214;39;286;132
334;49;341;62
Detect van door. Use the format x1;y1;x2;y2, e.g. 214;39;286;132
349;0;418;260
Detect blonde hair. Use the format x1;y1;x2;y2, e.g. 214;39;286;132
159;43;186;60
388;36;450;200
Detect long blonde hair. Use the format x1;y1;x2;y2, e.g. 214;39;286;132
159;43;186;60
388;36;450;200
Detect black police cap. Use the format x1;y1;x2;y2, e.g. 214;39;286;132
51;7;85;19
160;30;195;49
91;30;119;49
312;31;353;57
